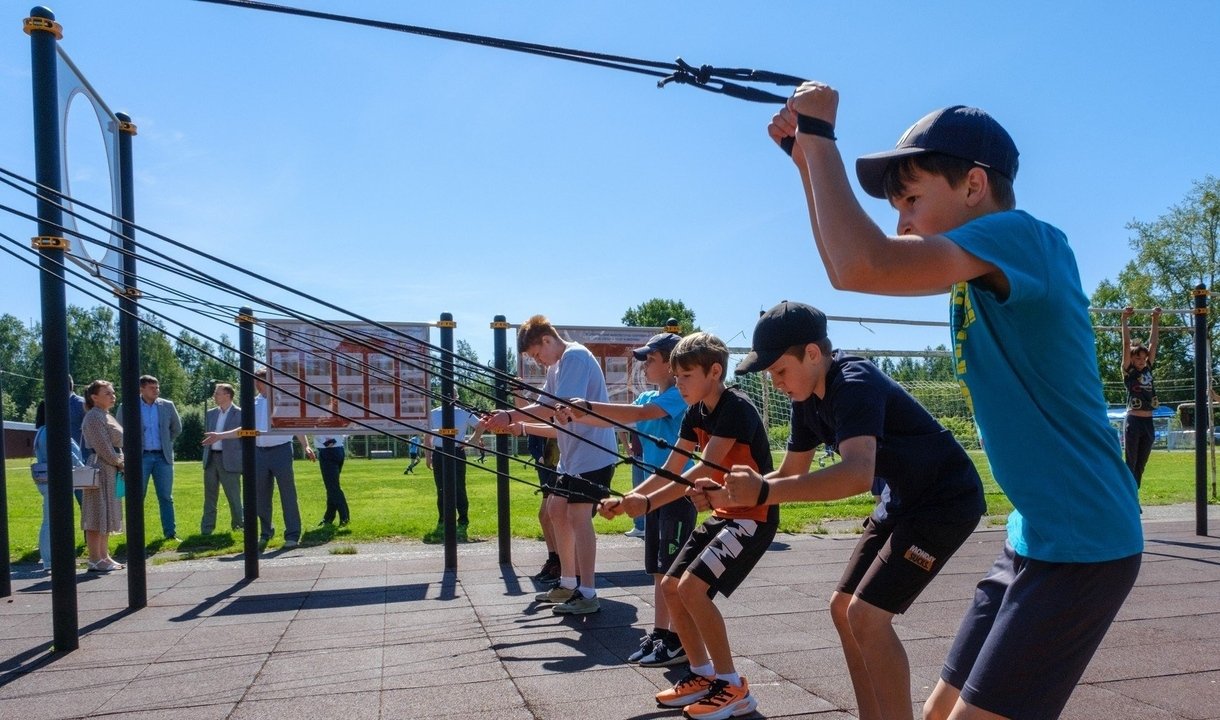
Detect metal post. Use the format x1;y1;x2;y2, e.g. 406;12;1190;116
0;385;10;598
28;6;78;651
238;309;259;579
492;316;511;564
1193;285;1209;536
439;313;457;570
114;112;145;608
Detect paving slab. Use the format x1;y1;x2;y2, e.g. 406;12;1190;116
1;508;1218;719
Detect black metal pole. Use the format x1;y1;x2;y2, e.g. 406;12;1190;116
28;6;78;652
0;385;10;598
439;313;457;570
115;112;145;608
1194;284;1209;536
239;309;259;579
493;316;511;565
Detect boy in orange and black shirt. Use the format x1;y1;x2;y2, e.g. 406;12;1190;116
601;332;775;720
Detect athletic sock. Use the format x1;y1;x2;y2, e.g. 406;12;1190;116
690;663;715;679
577;585;596;598
558;576;577;590
547;551;559;563
718;672;742;687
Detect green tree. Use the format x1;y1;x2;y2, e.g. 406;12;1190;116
137;314;188;404
621;298;699;334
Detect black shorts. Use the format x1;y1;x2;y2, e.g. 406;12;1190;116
644;496;697;575
943;543;1141;719
536;464;560;497
552;464;615;505
837;512;980;614
666;515;776;598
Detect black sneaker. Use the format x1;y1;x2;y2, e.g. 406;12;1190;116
531;558;560;584
627;630;662;664
639;639;687;667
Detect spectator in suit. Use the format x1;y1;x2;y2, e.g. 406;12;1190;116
201;382;244;535
123;375;182;540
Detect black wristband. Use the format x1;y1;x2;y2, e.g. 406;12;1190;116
796;113;836;140
641;494;651;514
755;480;770;506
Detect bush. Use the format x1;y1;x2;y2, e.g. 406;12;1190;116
175;404;204;461
939;415;980;450
767;423;790;450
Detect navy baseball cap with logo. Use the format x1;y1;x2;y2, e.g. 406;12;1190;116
736;301;828;374
855;105;1019;199
632;332;682;361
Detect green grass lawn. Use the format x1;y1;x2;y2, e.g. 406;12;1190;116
3;449;1213;564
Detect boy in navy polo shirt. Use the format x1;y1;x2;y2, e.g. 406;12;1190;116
726;301;984;720
773;85;1142;719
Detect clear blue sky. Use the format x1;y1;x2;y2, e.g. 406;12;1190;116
2;1;1218;366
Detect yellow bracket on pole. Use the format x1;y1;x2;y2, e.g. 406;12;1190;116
237;429;259;438
31;236;68;250
438;428;458;437
490;321;510;329
118;120;138;136
114;287;143;300
24;16;63;40
436;320;457;328
235;313;257;324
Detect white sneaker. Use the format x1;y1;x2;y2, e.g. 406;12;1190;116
623;527;646;538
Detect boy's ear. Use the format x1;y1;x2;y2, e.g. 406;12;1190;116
804;343;821;363
710;362;724;381
964;166;989;207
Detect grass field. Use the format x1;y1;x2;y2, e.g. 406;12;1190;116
3;449;1214;564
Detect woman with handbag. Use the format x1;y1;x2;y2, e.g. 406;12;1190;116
30;400;85;572
80;379;125;572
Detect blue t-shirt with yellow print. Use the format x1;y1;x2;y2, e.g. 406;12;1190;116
945;210;1142;562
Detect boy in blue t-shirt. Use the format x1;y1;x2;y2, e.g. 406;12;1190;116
774;85;1142;719
563;331;694;668
727;301;984;720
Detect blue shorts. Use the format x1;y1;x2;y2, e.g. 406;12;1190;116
644;496;696;575
942;542;1141;719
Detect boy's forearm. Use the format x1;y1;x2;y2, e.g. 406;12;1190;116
800;136;893;288
767;462;872;504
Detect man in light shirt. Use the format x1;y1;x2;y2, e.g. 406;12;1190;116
204;368;314;548
201;383;244;535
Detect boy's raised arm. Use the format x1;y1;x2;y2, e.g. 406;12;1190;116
786;81;998;296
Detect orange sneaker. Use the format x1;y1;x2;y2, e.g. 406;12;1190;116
682;677;757;720
655;671;714;708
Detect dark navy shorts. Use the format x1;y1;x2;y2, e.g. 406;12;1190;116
644;496;697;575
553;464;615;505
667;515;776;598
837;512;980;614
942;542;1141;719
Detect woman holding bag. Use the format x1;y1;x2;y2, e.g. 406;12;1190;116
80;379;125;572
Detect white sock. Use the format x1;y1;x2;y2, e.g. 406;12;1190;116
577;585;596;597
690;663;715;679
559;576;577;590
718;672;742;687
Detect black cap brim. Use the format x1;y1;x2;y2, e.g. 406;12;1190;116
855;146;929;199
735;348;784;375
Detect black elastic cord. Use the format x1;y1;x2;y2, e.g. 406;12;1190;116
193;0;802;104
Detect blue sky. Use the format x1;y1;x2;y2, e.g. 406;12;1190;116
1;1;1218;366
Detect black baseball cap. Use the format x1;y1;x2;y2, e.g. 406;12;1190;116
855;105;1019;199
632;332;682;361
736;301;828;374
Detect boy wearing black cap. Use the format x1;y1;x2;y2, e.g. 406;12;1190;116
772;84;1142;720
728;300;984;720
563;330;695;667
600;332;775;719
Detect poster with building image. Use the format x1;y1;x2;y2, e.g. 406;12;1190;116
263;320;430;433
